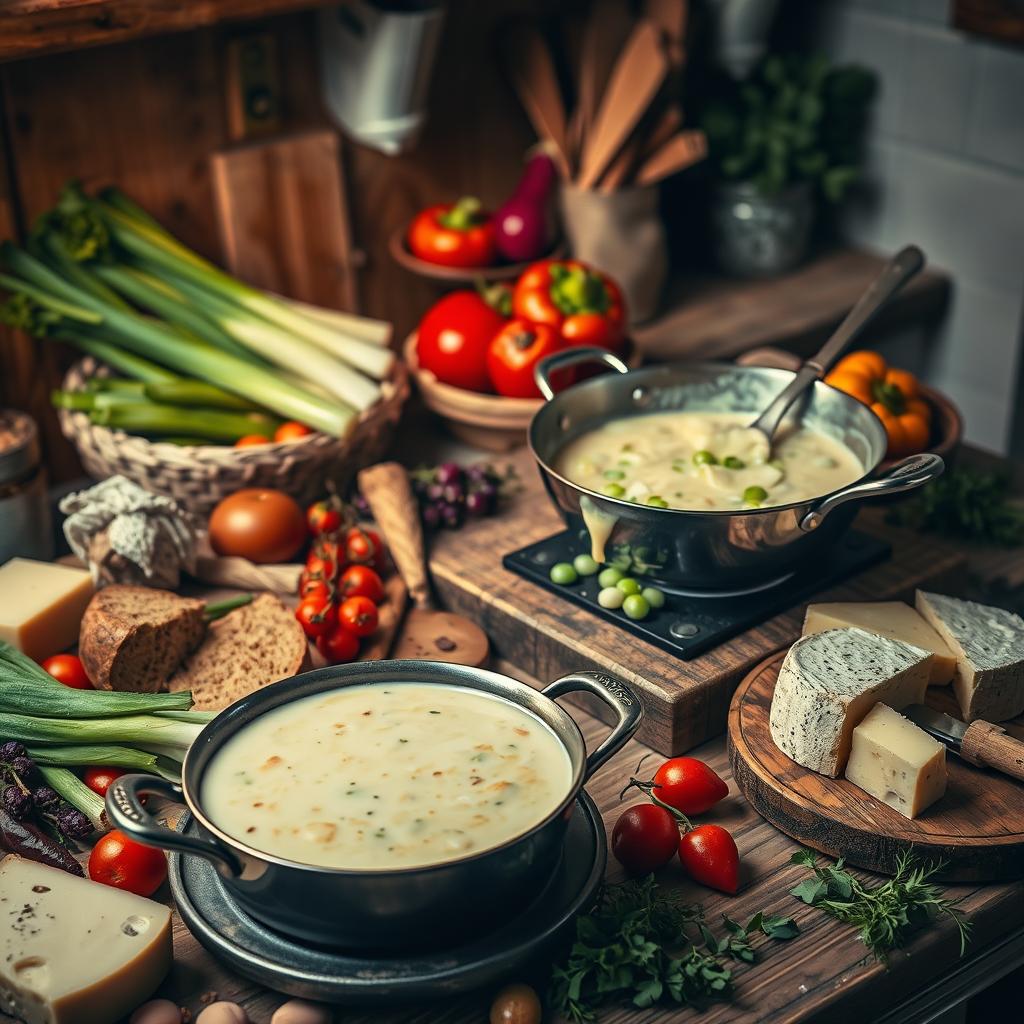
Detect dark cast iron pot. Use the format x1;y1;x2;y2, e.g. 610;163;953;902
106;660;641;950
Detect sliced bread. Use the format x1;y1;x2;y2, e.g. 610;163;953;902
79;585;206;693
169;593;310;710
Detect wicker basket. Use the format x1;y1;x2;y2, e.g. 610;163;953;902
58;357;410;516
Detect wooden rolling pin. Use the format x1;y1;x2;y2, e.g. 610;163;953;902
358;463;489;667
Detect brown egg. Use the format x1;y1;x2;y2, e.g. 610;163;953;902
271;999;334;1024
130;1000;182;1024
196;1003;249;1024
489;983;542;1024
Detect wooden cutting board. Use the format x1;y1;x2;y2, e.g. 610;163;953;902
727;650;1024;882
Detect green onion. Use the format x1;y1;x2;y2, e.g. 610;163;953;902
0;711;205;754
38;766;106;833
28;744;159;773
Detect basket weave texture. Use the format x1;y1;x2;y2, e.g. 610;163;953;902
58;356;410;516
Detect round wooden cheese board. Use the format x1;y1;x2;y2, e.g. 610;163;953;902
727;649;1024;882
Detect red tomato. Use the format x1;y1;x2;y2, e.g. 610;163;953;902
486;319;564;398
295;597;337;639
40;654;92;690
83;766;127;798
339;565;385;604
208;489;307;564
88;829;167;897
611;803;680;874
305;553;337;583
678;824;740;895
344;526;385;571
338;595;379;638
416;291;506;393
274;421;313;442
298;578;331;603
306;499;342;536
651;758;729;815
234;434;270;447
316;624;361;664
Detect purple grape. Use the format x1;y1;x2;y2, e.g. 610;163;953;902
9;755;34;778
421;504;442;530
467;464;488;483
411;477;429;496
32;786;58;810
474;481;498;501
465;491;491;517
56;805;93;840
352;494;371;517
435;462;463;486
440;503;464;529
2;784;32;820
426;482;445;502
0;741;25;762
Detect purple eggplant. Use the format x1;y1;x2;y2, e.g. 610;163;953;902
0;806;83;876
494;150;557;262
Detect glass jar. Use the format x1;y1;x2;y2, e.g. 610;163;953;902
0;410;54;563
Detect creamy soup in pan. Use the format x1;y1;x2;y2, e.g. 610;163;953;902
555;411;863;513
200;683;573;870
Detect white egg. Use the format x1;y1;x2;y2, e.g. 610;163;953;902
271;999;334;1024
130;1000;181;1024
196;1003;249;1024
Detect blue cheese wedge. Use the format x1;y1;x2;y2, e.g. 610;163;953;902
769;627;932;777
0;855;172;1024
915;591;1024;723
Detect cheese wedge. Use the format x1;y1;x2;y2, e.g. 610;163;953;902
844;703;947;818
0;558;94;661
0;855;172;1024
769;627;931;777
803;600;956;685
915;591;1024;723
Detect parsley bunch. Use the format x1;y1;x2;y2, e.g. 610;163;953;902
789;850;970;960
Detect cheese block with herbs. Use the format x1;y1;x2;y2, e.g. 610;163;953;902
0;558;94;662
769;627;932;777
0;855;172;1024
915;591;1024;723
844;703;947;818
803;600;956;685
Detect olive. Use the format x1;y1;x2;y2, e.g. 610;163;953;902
549;562;578;585
603;482;625;498
742;485;768;506
623;594;651;620
572;553;599;576
597;567;624;588
723;455;745;469
645;495;669;508
641;586;666;609
693;450;718;466
597;586;625;609
490;983;542;1024
602;468;625;481
616;577;641;596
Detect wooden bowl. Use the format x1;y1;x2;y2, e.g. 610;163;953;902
389;227;565;285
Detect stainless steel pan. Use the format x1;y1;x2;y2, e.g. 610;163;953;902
529;348;943;590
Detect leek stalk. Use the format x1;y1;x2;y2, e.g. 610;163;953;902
38;766;106;833
0;711;205;754
55;332;179;384
91;402;278;442
29;744;159;773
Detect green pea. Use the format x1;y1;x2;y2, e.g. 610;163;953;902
603;483;625;498
622;594;651;620
645;495;669;508
693;450;718;466
602;468;625;481
598;567;624;588
641;586;666;609
572;553;599;576
742;485;768;505
723;455;745;470
549;562;578;585
597;586;625;609
616;577;642;596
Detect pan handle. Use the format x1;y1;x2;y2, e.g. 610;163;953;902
800;453;944;532
106;774;243;878
542;671;643;781
534;346;630;401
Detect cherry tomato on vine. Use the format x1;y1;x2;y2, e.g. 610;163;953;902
316;624;361;664
344;526;386;571
305;553;337;583
678;824;740;895
650;758;728;815
40;653;92;690
298;577;332;603
83;766;127;798
611;803;680;874
339;565;385;604
307;499;343;536
295;596;337;639
89;830;167;897
338;595;379;637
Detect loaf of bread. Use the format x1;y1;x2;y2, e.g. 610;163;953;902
79;585;206;692
169;593;310;710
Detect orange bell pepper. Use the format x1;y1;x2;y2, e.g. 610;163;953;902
825;351;932;458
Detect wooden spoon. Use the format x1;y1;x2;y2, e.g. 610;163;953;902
634;128;707;186
358;463;489;668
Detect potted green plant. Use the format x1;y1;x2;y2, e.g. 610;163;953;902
700;54;876;278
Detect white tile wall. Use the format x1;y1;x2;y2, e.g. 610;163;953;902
812;1;1024;455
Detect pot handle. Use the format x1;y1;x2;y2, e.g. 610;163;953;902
542;672;643;781
534;346;630;401
800;452;945;532
106;774;242;878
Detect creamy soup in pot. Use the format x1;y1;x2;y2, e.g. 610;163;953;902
555;411;863;513
200;683;574;870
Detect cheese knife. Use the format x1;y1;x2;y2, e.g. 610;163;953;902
903;704;1024;782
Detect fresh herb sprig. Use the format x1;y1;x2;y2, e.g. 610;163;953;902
549;876;798;1022
886;468;1024;546
789;850;970;960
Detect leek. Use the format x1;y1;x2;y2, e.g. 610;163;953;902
55;332;179;384
0;711;205;754
29;744;159;773
144;379;255;411
38;766;106;833
283;295;392;347
91;401;278;442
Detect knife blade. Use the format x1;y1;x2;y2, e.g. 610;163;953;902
904;704;1024;782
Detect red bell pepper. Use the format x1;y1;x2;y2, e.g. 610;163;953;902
511;258;626;351
486;319;564;398
407;197;497;268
